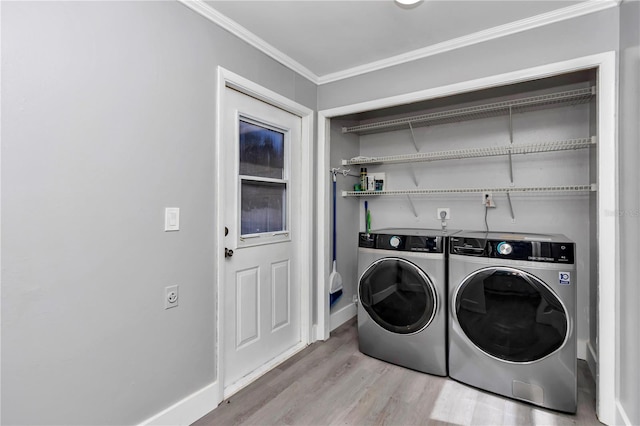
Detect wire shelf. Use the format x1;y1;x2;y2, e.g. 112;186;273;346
342;137;596;166
342;87;595;135
342;184;596;197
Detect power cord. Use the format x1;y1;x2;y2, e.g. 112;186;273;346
484;205;489;234
481;205;490;255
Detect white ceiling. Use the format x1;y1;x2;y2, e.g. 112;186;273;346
185;0;616;84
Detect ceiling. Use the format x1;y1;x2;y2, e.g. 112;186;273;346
186;0;616;84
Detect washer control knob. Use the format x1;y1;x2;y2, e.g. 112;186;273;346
497;242;512;255
389;236;402;248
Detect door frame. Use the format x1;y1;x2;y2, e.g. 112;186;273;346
317;52;617;424
215;67;314;400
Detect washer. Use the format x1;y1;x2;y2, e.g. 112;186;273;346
448;231;577;413
357;228;456;376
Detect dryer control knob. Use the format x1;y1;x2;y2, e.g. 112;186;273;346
389;236;402;248
497;242;512;255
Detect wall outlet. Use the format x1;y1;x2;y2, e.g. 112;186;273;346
482;192;496;208
165;285;179;309
436;208;450;220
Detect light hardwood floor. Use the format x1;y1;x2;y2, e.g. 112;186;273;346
194;319;602;426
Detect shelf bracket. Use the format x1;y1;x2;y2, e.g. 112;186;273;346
408;122;420;153
508;152;514;184
509;106;514;144
506;191;516;222
409;165;419;187
406;195;419;218
508;106;514;184
407;122;420;187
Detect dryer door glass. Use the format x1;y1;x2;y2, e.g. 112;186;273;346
359;258;437;334
455;267;568;362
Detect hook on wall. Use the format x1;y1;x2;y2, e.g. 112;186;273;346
330;167;356;178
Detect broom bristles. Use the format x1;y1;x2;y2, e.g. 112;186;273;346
329;289;343;307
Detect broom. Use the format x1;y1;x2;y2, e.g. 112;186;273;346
329;171;343;307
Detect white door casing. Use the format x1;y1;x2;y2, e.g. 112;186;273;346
216;68;314;401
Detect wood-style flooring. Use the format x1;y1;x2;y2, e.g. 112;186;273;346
193;319;602;426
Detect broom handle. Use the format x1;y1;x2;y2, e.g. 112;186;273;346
332;174;337;263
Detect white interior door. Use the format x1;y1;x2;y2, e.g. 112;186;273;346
222;87;303;395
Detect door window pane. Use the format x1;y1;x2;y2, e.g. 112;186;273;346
241;180;285;235
455;267;568;362
359;258;436;334
239;120;284;179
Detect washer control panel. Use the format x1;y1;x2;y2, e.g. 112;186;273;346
359;232;444;253
450;236;574;264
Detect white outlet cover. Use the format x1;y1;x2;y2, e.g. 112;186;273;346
482;193;496;207
165;285;179;309
165;208;180;231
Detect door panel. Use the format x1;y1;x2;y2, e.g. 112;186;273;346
236;267;260;349
271;260;290;330
222;87;302;393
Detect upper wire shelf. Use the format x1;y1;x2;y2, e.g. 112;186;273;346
342;87;596;135
342;137;596;166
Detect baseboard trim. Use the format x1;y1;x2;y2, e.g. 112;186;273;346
330;302;357;332
616;400;633;426
577;338;587;360
138;381;220;426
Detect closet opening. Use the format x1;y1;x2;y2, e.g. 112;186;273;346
317;52;616;424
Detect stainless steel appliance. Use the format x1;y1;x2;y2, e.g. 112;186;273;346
448;231;577;412
358;228;456;376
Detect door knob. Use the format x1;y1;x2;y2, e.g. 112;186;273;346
225;247;234;258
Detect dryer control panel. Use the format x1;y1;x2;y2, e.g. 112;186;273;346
359;232;444;253
450;236;574;264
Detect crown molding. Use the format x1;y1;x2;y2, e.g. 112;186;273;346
178;0;319;84
317;0;620;84
179;0;620;86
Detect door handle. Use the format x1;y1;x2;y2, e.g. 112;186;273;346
225;247;234;258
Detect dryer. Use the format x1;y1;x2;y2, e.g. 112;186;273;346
357;228;455;376
448;231;577;413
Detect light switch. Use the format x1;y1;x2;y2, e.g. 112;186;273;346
165;208;180;231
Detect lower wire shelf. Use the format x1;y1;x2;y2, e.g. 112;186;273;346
342;184;596;197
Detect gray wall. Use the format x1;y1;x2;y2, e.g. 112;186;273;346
318;8;619;110
1;1;316;425
617;1;640;424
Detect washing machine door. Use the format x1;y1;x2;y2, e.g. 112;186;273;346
454;266;568;363
359;257;437;335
